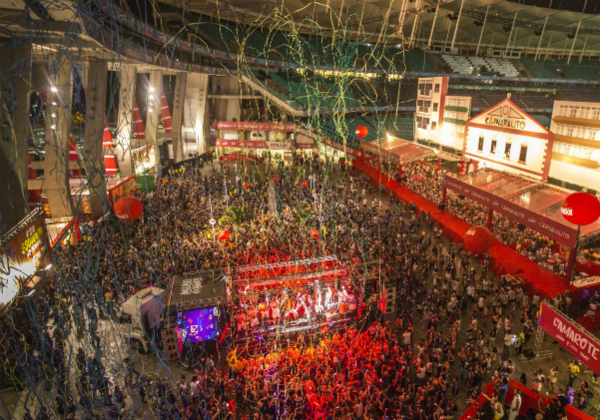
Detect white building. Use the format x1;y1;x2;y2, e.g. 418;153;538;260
549;100;600;191
414;76;471;153
464;97;554;181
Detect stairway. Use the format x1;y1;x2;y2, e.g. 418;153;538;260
161;309;181;360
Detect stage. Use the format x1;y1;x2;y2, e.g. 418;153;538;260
352;159;598;300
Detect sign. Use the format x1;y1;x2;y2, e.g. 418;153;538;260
444;175;578;248
296;142;315;150
108;175;137;205
561;192;600;226
539;302;600;375
485;118;526;130
0;210;49;306
215;139;267;149
484;103;526;129
267;141;292;150
214;121;297;132
133;145;157;174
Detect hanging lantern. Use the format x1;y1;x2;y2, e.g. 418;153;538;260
301;181;309;188
243;182;250;189
135;173;156;193
463;226;494;255
355;125;368;138
114;196;144;222
310;228;320;239
561;192;600;226
219;230;230;241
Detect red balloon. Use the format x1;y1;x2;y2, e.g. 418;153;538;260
301;181;309;188
219;230;230;241
114;196;143;222
561;192;600;226
310;228;320;239
355;125;368;138
464;226;495;255
243;182;250;189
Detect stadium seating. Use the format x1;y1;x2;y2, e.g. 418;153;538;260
522;57;600;81
442;55;518;77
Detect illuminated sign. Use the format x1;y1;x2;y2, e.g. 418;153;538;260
0;211;48;305
484;104;526;130
485;117;526;130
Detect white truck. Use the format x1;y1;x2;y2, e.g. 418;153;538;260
119;287;165;353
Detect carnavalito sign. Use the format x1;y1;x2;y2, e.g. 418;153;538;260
214;121;297;132
444;175;577;248
0;210;49;306
484;117;526;130
538;302;600;375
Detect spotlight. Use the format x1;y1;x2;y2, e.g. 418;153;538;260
50;124;56;130
51;101;57;106
149;87;155;93
51;113;56;118
50;86;57;93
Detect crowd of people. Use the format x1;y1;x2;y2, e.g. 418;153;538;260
374;159;572;277
0;153;589;420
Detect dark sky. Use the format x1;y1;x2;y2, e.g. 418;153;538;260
517;0;600;14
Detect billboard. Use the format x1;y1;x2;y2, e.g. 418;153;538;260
214;121;297;132
538;302;600;376
0;210;49;305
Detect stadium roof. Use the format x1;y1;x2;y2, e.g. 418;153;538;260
159;0;600;54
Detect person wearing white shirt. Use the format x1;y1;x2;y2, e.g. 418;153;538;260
508;389;521;420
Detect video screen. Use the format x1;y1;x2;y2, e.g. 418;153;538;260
180;307;219;343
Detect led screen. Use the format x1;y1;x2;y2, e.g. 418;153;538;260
180;307;219;343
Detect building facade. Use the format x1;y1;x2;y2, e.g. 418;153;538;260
549;100;600;191
464;97;554;181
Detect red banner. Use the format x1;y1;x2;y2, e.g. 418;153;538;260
214;121;296;132
321;138;364;158
539;302;600;375
444;175;577;248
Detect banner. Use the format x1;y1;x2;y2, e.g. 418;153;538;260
267;141;292;150
444;175;577;248
214;121;297;132
321;138;364;158
538;303;600;375
215;139;267;149
108;175;137;205
296;142;315;150
0;210;49;306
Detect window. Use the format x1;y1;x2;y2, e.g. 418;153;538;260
433;103;438;112
431;121;437;130
504;143;512;159
435;84;440;93
491;139;497;154
592;108;600;120
570;107;578;118
478;136;484;152
519;145;528;163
